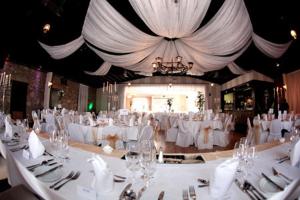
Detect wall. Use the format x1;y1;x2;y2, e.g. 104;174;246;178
283;69;300;113
1;61;46;118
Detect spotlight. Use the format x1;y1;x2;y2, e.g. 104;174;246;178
291;30;297;40
43;24;51;33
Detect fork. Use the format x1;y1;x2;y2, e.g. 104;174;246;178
49;171;75;188
182;189;189;200
54;171;81;190
189;186;196;200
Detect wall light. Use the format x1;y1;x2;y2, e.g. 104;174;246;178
291;30;297;40
48;81;53;87
210;83;214;87
43;24;51;33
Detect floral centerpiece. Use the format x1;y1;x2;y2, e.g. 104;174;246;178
167;98;173;112
196;91;205;112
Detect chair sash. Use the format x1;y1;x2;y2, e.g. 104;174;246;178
253;124;261;145
91;127;98;145
105;134;120;149
203;126;212;144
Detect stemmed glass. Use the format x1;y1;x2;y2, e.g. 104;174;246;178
140;140;157;186
125;142;141;183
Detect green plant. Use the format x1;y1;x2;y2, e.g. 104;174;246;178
167;98;173;112
196;91;205;112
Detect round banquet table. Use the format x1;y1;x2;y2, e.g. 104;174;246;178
1;131;300;200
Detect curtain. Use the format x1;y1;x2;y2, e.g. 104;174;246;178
43;72;53;109
284;70;300;114
78;84;89;112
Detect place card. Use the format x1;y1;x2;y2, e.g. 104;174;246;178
77;185;96;200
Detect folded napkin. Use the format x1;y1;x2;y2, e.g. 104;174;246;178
108;118;114;126
89;117;96;126
210;158;239;199
103;145;113;154
79;115;83;124
28;130;45;159
291;139;300;167
88;155;113;193
129;117;134;126
4;116;13;139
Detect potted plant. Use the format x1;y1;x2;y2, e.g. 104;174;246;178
167;98;173;112
196;91;205;112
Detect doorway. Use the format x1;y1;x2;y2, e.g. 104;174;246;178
10;80;28;119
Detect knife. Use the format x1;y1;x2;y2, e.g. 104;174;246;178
261;173;284;191
35;165;63;178
119;183;132;200
158;191;165;200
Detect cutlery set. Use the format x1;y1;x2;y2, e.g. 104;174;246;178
9;145;28;152
276;155;290;163
197;178;209;188
182;186;197;200
235;179;266;200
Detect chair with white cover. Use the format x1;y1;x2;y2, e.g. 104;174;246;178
245;117;253;143
251;118;268;145
45;113;57;133
101;125;124;149
175;120;194;147
268;178;300;200
213;115;232;147
139;125;154;142
165;117;178;142
196;120;213;149
267;119;282;142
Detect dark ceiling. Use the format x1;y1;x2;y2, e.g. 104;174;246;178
0;0;299;87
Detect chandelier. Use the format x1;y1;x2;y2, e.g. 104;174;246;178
152;56;193;74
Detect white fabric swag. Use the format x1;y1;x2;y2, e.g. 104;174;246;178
78;84;89;112
38;0;292;76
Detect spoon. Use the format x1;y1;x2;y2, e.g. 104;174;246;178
272;167;292;182
27;159;54;171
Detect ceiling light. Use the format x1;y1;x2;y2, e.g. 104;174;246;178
152;56;193;75
276;63;280;67
210;83;214;87
168;83;172;88
43;24;51;33
290;30;297;40
128;82;131;86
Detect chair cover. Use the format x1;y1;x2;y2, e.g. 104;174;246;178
196;120;213;149
267;119;282;142
175;120;194;147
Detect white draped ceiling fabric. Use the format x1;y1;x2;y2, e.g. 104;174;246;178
39;0;292;77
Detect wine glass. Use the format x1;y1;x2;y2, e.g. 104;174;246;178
140;140;156;186
125;142;140;183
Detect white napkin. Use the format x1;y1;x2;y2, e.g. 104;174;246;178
103;145;113;154
129;117;134;126
210;158;239;199
88;155;114;193
79;115;83;124
4;116;13;139
291;139;300;167
89;117;95;126
28;131;45;159
108;118;114;126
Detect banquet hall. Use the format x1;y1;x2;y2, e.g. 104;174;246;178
0;0;300;199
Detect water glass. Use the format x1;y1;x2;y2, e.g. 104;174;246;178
125;142;140;182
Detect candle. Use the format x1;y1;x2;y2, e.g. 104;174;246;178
114;82;116;93
106;81;109;92
8;74;11;86
0;73;3;85
5;75;8;85
103;83;105;92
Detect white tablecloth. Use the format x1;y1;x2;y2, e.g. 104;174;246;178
68;123;139;145
2;132;300;200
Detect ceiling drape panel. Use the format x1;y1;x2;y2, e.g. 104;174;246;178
181;0;252;55
83;0;162;53
84;62;112;75
252;33;292;58
37;0;293;77
227;62;247;75
38;36;84;59
129;0;211;38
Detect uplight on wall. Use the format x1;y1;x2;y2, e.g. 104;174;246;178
48;81;53;87
43;24;51;33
